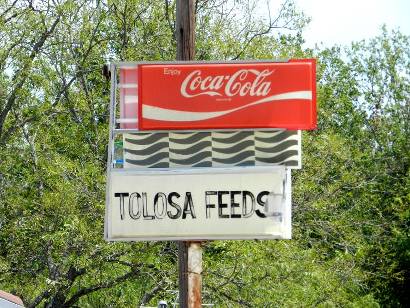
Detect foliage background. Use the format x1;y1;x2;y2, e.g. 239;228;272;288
0;0;408;307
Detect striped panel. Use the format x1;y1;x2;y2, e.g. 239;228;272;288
119;68;138;129
169;132;212;167
123;133;169;168
123;130;300;169
212;131;255;167
255;130;299;167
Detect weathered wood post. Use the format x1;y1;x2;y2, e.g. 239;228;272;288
175;0;201;307
175;1;202;307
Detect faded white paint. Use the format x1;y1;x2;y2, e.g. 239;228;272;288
105;167;291;241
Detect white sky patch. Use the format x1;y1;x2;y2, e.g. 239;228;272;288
292;0;410;47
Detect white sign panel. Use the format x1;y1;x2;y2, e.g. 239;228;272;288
105;167;291;241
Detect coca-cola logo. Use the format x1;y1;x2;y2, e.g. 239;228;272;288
180;69;273;98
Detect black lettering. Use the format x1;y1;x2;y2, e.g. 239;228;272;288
230;191;241;218
205;191;217;218
114;192;129;220
218;191;229;218
142;192;155;220
242;191;255;218
167;192;182;219
256;191;269;218
154;192;167;219
182;192;196;219
128;192;142;220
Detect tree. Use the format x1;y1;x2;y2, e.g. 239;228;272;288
2;0;408;306
346;28;410;305
294;27;409;306
0;0;311;306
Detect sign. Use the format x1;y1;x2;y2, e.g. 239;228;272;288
105;167;291;240
133;60;316;130
122;130;301;169
105;61;312;241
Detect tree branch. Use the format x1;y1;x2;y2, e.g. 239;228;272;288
207;284;252;307
0;0;21;23
231;0;298;60
164;0;175;39
62;269;140;307
0;15;60;140
139;281;165;306
28;289;51;308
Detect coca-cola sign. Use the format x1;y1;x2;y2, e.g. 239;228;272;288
180;69;273;98
132;60;316;130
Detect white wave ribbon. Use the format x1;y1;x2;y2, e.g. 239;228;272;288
142;91;312;122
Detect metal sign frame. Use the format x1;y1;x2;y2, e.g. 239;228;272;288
106;62;302;170
105;61;301;241
105;166;292;241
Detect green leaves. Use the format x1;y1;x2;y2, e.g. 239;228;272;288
0;0;409;306
306;28;410;306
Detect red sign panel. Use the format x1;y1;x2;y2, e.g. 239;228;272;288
120;60;316;130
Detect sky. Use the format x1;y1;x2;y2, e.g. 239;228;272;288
292;0;410;48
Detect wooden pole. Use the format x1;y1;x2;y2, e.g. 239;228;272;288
187;242;202;307
176;0;195;61
176;1;202;307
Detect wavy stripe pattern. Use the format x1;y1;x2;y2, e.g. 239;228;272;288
122;130;300;169
124;133;169;168
255;130;299;167
170;132;212;167
212;131;255;167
